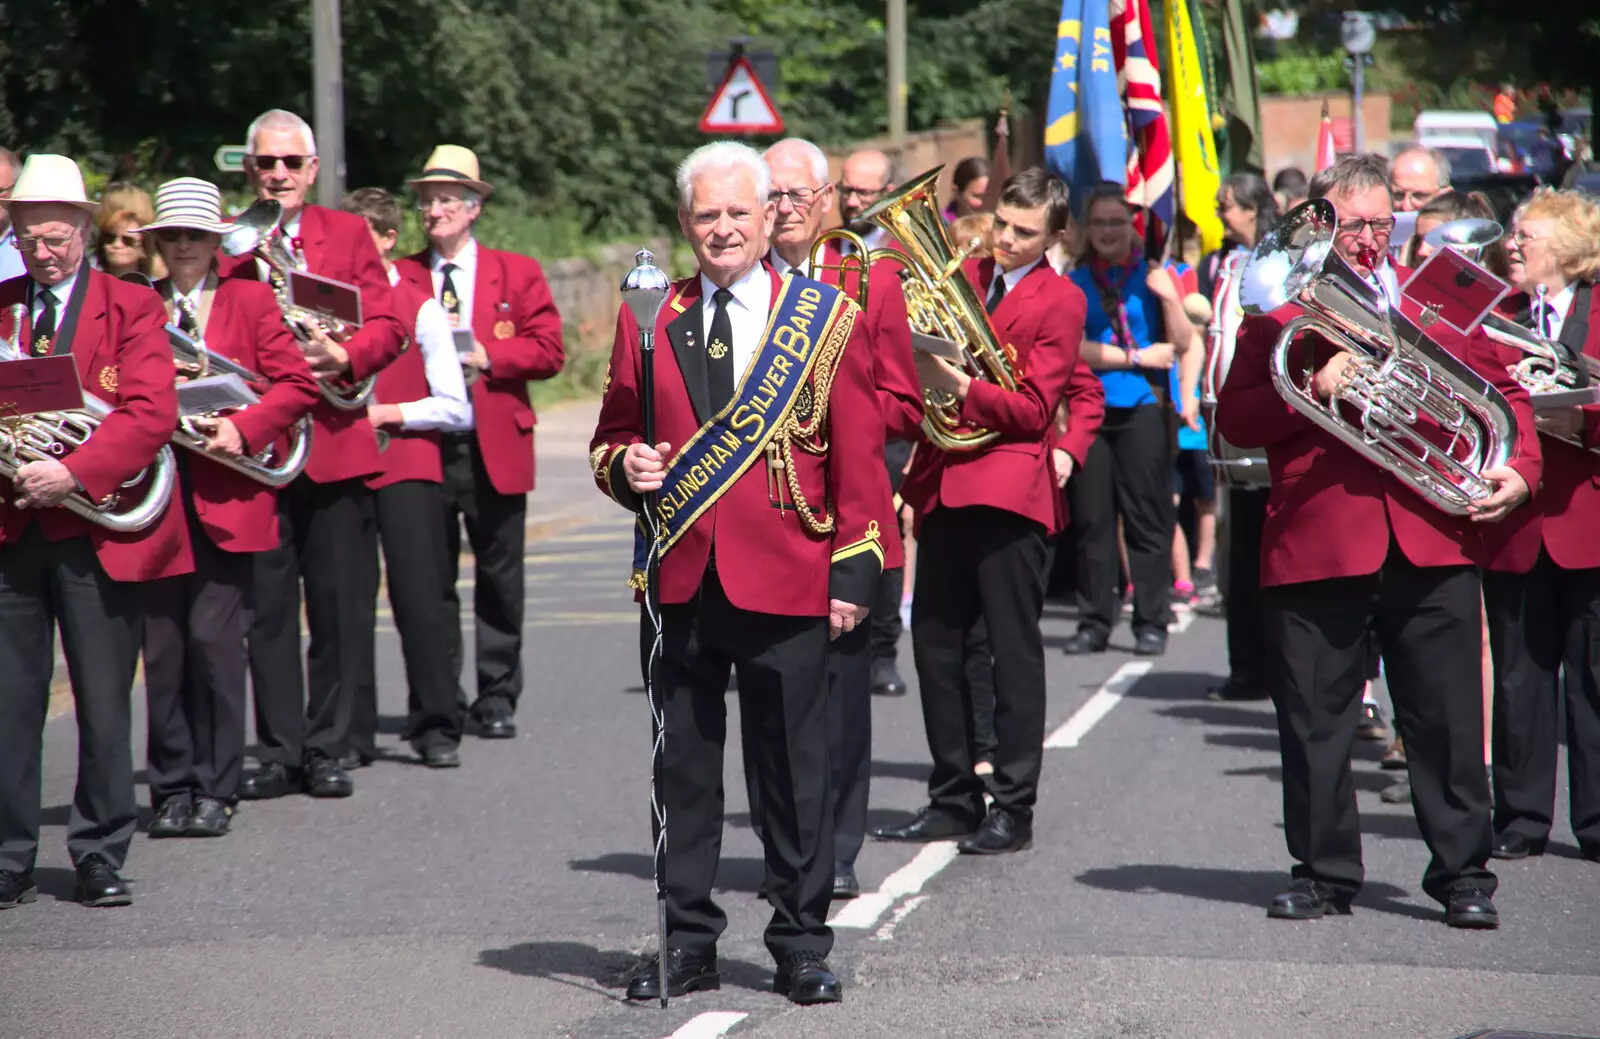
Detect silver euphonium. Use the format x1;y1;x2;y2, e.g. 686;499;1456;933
222;198;376;411
1202;250;1270;487
1238;199;1519;515
167;307;312;487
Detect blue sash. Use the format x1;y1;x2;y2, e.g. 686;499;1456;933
629;274;853;586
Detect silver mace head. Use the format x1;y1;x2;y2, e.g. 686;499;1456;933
220;197;284;257
621;249;671;333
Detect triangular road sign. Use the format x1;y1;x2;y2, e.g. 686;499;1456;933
698;54;784;135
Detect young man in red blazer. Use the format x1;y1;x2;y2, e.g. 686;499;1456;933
591;142;892;1005
221;109;408;801
139;178;320;839
874;167;1087;856
342;187;473;769
393;146;565;740
0;156;189;910
1216;154;1542;929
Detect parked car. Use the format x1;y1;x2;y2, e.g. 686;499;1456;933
1423;135;1498;179
1414;110;1499;150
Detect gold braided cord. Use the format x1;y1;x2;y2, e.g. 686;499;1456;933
776;299;859;535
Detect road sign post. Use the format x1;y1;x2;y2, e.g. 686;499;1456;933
213;145;248;173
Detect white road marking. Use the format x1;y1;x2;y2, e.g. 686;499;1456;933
871;894;929;942
1173;609;1195;633
662;1012;748;1039
830;841;959;929
1044;661;1153;748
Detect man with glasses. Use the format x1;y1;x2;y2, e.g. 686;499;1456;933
1217;153;1543;930
1389;144;1451;213
0;148;23;281
837;149;898;253
394;145;564;740
222;108;407;801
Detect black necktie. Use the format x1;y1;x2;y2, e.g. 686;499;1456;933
987;274;1007;315
176;297;200;336
440;263;462;324
32;288;58;356
1530;301;1554;338
708;288;735;415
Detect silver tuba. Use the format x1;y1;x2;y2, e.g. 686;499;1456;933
1202;249;1270;488
167;313;313;486
1237;199;1520;515
222;198;376;411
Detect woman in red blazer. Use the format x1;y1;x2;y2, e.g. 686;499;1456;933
137;179;318;838
1480;187;1600;864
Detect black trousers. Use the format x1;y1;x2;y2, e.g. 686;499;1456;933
0;526;141;873
362;480;462;754
1066;404;1174;639
441;433;526;713
911;505;1048;818
652;570;833;962
1483;550;1600;852
144;500;252;807
248;476;379;767
869;438;913;666
1224;487;1269;693
1264;545;1494;903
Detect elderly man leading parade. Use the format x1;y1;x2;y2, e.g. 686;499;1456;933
591;142;893;1005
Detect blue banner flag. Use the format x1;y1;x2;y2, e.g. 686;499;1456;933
1044;0;1128;213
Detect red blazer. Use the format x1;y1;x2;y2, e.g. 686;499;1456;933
217;204;406;484
1481;278;1600;572
590;266;893;614
1216;282;1543;588
164;278;319;552
0;271;191;581
395;244;564;495
899;257;1088;534
367;279;443;491
1055;359;1106;467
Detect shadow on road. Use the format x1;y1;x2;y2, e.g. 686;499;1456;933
1119;671;1229;702
1159;702;1276;730
1225;764;1410;795
569;852;768;894
1074;863;1439;920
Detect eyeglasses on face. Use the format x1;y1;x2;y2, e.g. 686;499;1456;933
17;234;75;252
768;186;825;208
248;154;309;172
1512;230;1547;247
837;182;886;199
1391;189;1435;206
415;195;469;213
155;228;213;243
1336;217;1396;236
101;232;142;248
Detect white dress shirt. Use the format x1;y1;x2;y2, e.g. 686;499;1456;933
0;227;23;283
385;265;472;432
255;210;307;280
1533;283;1576;342
30;268;80;327
993;255;1042;299
170;278;206;328
766;246;812;280
699;264;771;384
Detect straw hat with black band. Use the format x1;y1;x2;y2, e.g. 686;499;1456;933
407;145;494;200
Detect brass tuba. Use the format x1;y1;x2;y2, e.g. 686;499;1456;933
835;165;1019;452
222;198;376;411
1237;199;1519;515
167;315;313;486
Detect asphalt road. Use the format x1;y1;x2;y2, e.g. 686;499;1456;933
2;400;1597;1039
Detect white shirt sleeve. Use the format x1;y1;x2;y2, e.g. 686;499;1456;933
396;297;473;432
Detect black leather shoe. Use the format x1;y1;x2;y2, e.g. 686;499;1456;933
870;661;907;697
1356;702;1388;741
1061;629;1109;655
186;797;232;837
1268;879;1352;919
872;806;980;843
0;870;37;910
422;745;461;769
774;951;842;1005
832;865;860;900
75;855;132;907
625;947;720;1001
1490;831;1546;860
305;757;353;798
1206;679;1270;702
1133;631;1167;657
338;750;374;770
1445;886;1500;929
239;762;302;801
958;807;1033;855
148;799;192;839
473;705;516;740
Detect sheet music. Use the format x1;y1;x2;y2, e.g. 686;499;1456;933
909;331;967;364
452;328;476;357
177;374;261;416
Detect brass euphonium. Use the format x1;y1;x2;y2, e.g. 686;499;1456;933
222;198;376;411
1238;198;1519;515
2;304;175;531
832;165;1018;452
167;309;313;487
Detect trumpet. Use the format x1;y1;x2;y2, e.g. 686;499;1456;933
1238;199;1519;515
223;199;376;411
167;315;312;486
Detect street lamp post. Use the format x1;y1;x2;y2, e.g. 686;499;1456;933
312;0;346;206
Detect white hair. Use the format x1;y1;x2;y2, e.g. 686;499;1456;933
247;109;318;156
764;138;830;187
1393;141;1451;187
676;142;770;211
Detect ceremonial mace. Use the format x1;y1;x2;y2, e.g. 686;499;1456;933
620;250;672;1008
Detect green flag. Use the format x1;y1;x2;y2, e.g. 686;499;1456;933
1220;0;1263;173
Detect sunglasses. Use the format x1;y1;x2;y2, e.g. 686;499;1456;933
248;154;309;172
102;232;142;248
155;228;213;243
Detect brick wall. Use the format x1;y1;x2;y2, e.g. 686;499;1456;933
1262;92;1394;179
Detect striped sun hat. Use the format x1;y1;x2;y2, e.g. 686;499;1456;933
138;177;233;235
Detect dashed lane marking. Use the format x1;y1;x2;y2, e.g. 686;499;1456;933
1044;661;1153;749
830;840;958;929
1173;608;1195;633
659;1012;749;1039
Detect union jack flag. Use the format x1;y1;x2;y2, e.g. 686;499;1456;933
1110;0;1175;240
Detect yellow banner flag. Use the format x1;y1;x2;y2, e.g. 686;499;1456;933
1165;0;1224;254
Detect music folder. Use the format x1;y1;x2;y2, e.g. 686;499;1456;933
451;327;476;358
0;355;87;416
177;374;261;416
288;270;364;327
1531;387;1600;410
909;331;967;365
1400;248;1511;337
